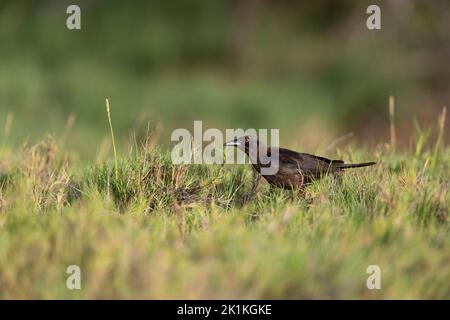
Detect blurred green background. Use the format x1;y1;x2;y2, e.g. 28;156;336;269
0;0;449;160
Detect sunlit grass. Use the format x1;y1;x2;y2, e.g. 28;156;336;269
0;122;448;299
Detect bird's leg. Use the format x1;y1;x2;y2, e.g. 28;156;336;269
335;171;343;184
290;184;306;201
293;169;307;198
243;170;261;205
251;171;261;195
298;185;306;196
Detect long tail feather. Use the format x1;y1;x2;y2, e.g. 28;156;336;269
334;162;376;169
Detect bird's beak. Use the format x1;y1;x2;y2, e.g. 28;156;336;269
224;140;240;147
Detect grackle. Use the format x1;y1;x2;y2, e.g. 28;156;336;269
224;135;376;190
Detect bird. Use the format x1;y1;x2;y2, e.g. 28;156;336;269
224;135;376;190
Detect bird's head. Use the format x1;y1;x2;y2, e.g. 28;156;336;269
224;135;259;153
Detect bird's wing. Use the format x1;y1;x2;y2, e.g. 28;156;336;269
276;149;341;177
299;152;344;165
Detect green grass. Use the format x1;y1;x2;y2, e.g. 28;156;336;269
0;124;448;299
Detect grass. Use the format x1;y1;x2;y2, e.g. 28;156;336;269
0;112;448;299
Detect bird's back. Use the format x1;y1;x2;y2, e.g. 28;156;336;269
251;147;340;188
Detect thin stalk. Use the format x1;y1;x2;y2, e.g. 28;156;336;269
389;95;396;151
106;98;119;180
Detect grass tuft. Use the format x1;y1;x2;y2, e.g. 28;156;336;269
0;125;448;299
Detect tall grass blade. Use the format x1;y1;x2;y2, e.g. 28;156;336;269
431;106;447;171
389;95;396;150
105;98;119;180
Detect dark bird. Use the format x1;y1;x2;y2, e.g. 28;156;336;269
224;135;376;190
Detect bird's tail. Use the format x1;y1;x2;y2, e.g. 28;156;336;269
334;161;376;169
